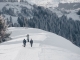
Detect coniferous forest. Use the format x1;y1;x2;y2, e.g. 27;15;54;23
18;5;80;47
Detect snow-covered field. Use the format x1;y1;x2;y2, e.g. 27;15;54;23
0;27;80;60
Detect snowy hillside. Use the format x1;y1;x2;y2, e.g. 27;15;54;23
0;1;80;23
1;0;80;8
25;0;80;20
0;2;33;25
26;0;59;8
0;27;80;60
60;0;80;3
49;8;80;20
25;0;80;8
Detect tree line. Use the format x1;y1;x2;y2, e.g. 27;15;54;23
18;5;80;47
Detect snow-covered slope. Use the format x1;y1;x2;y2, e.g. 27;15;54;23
25;0;59;8
67;10;80;20
24;0;80;21
60;0;80;3
2;0;79;8
0;2;33;24
49;8;80;20
25;0;80;8
0;27;80;60
0;2;80;22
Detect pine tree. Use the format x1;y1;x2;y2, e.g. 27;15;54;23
0;15;11;43
77;10;80;15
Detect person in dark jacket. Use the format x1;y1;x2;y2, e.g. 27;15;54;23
30;39;33;47
27;34;29;42
23;39;26;47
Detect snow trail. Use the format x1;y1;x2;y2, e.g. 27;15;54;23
0;27;80;60
14;43;41;60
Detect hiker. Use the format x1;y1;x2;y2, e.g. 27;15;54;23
23;39;26;47
30;39;33;47
27;34;29;42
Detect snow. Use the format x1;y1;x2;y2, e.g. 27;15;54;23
4;14;18;24
40;45;80;60
0;2;33;24
67;12;80;20
14;43;41;60
49;8;80;21
0;27;80;60
49;8;63;17
0;3;7;10
0;2;80;22
67;10;80;20
60;0;80;3
26;0;59;8
0;2;32;12
25;0;80;8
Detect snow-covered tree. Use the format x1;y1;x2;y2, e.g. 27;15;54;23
0;15;11;43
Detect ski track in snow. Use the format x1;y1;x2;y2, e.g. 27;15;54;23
14;43;41;60
0;27;80;60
